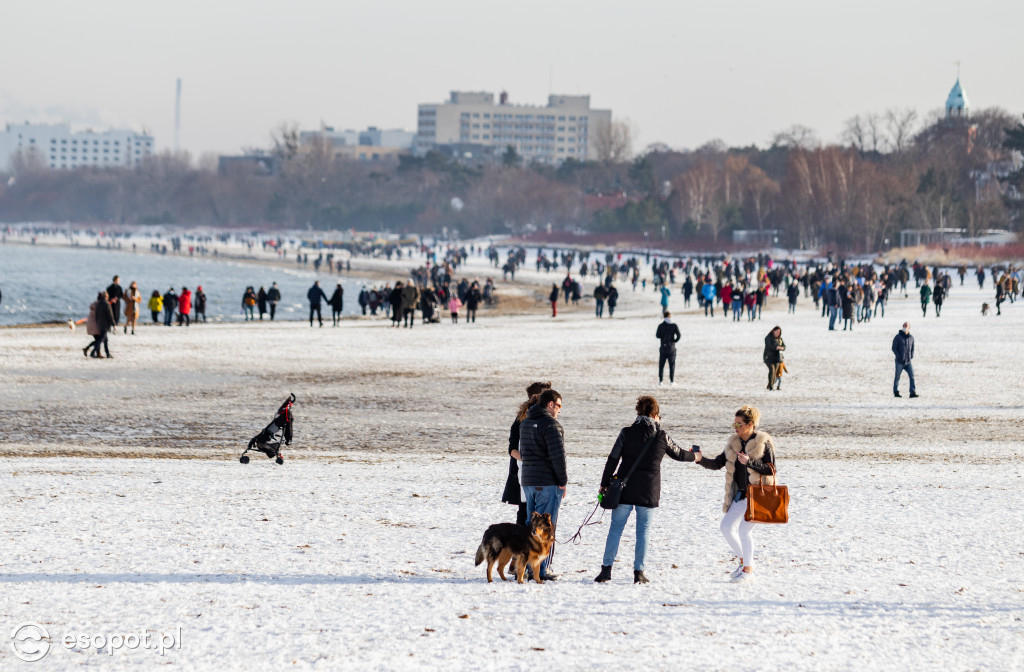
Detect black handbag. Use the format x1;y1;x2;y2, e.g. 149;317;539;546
599;431;659;510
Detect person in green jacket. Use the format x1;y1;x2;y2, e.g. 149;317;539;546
919;284;932;317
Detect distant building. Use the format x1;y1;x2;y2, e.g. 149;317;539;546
0;122;154;171
298;125;415;163
218;153;278;176
416;90;612;165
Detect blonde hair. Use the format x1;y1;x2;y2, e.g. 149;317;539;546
735;405;761;428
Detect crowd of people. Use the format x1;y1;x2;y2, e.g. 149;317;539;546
76;275;207;359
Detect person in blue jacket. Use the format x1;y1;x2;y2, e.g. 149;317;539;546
701;280;716;317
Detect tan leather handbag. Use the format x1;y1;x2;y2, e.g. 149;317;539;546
745;463;789;524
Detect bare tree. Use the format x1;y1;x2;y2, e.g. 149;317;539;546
884;108;918;154
842;115;867;151
592;118;634;163
270;122;301;161
770;125;819;150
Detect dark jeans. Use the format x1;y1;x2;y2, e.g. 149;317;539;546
524;485;563;575
403;308;415;327
151;310;160;323
90;333;110;357
894;362;916;395
332;309;342;325
466;308;476;323
310;305;323;326
269;303;277;320
659;349;676;383
164;309;174;326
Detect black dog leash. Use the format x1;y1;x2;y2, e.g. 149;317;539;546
560;499;605;545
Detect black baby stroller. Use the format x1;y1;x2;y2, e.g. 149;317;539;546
240;393;294;465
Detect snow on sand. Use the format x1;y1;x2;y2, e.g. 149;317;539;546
1;255;1023;670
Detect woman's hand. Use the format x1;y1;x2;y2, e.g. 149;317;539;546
736;452;749;465
510;449;521;460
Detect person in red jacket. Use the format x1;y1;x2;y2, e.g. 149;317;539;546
178;287;193;327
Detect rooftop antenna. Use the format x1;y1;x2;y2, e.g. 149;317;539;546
954;59;961;80
174;78;182;153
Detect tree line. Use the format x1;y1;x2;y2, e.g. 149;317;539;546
0;109;1021;252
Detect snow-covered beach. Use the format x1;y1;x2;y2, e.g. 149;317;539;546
1;247;1023;670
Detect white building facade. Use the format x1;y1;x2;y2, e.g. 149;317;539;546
0;123;155;171
416;91;612;164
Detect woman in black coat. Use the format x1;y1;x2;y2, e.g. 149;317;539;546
92;291;116;358
502;381;551;525
840;282;855;330
329;283;345;326
763;326;785;391
595;395;697;584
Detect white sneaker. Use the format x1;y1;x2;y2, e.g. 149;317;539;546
729;564;744;579
730;569;753;583
658;381;664;387
670;382;677;388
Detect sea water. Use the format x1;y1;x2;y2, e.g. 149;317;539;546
0;244;372;326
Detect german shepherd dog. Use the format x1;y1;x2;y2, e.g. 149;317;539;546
474;512;554;584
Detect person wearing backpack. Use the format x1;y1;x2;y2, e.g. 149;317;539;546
595;396;698;584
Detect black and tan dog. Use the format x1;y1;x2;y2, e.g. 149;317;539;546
474;512;555;583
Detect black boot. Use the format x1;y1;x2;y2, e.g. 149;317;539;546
594;566;612;583
633;570;649;584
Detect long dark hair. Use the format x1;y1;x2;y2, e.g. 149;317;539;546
516;381;551;422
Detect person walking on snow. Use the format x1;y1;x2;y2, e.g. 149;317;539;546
892;322;918;398
307;281;329;327
655;311;681;387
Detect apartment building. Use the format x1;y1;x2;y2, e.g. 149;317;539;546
0;123;154;171
416;91;612;164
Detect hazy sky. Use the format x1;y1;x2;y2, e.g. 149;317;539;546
2;0;1021;158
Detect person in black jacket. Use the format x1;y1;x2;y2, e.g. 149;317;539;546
267;283;281;320
549;284;559;318
763;326;785;391
502;381;552;526
389;282;404;327
595;396;697;584
655;312;681;386
329;283;345;326
106;275;123;327
92;291;116;358
519;388;566;580
892;322;917;398
307;281;329;327
606;284;619;317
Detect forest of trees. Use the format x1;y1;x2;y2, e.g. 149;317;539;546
1;109;1021;253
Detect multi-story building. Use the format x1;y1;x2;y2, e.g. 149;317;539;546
0;123;154;171
416;91;612;164
298;125;415;163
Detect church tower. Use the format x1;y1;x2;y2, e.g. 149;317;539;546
938;71;977;153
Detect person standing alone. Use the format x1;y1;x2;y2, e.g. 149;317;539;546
892;322;918;398
267;283;281;320
763;326;785;391
656;312;680;387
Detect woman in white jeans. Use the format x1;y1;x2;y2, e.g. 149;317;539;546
694;405;776;583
